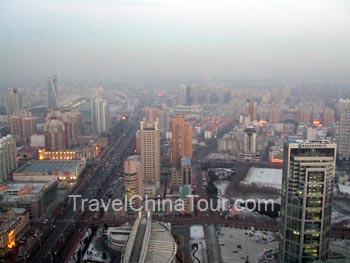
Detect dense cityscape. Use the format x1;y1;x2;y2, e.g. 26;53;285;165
1;1;350;263
0;80;350;263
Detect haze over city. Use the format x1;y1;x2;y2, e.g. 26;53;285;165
1;0;350;86
1;1;350;263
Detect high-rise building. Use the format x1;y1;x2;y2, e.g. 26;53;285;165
306;127;317;141
6;88;22;116
144;107;169;135
299;109;312;124
338;98;350;162
144;107;160;123
46;110;81;149
279;140;336;263
171;168;181;187
47;76;59;110
140;119;160;198
9;115;21;138
181;157;193;185
244;127;257;154
9;111;37;143
269;107;281;123
245;99;257;121
159;108;170;134
124;155;143;209
191;83;200;104
178;85;192;105
322;108;335;126
0;135;16;183
91;87;109;135
237;127;260;162
135;130;141;154
171;116;193;167
44;117;66;151
61;110;81;147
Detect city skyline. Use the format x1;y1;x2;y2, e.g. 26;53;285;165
1;1;350;262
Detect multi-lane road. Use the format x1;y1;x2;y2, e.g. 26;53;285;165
31;122;138;263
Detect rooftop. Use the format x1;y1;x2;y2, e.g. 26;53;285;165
17;146;37;154
0;217;21;234
0;208;28;235
16;160;83;174
144;222;177;263
207;122;223;132
123;215;177;263
242;167;282;190
0;180;56;202
286;139;333;145
195;120;209;127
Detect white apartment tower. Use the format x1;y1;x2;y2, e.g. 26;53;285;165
6;88;22;116
91;87;109;135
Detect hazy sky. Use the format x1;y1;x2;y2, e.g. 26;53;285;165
1;0;350;86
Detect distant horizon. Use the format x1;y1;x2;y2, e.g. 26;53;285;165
2;77;350;91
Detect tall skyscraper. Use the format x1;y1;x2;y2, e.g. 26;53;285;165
279;140;336;263
338;98;350;163
91;87;109;135
124;155;143;209
171;116;193;167
47;76;59;110
9;111;38;143
139;119;160;198
0;135;16;183
6;88;22;116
